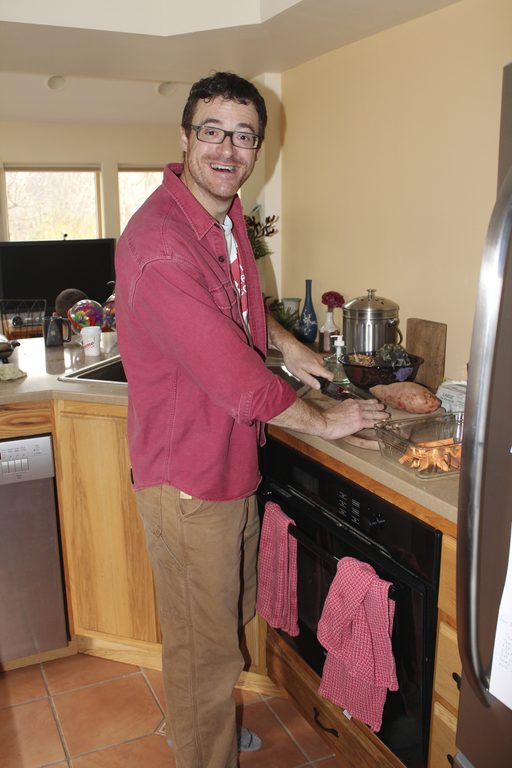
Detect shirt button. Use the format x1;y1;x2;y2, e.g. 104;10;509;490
218;255;225;262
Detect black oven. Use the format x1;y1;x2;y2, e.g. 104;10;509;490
258;436;442;768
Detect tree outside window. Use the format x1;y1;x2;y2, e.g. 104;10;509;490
5;169;100;241
118;169;162;232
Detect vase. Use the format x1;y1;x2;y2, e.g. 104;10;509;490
297;279;318;343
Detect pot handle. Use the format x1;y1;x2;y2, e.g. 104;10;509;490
388;318;403;345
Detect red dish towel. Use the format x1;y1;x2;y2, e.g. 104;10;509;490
256;501;299;636
317;557;398;732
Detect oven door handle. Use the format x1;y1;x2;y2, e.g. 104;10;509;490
283;485;393;561
287;524;339;566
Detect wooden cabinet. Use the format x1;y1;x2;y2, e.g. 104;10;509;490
54;400;160;646
429;534;461;768
0;400;53;438
52;398;269;684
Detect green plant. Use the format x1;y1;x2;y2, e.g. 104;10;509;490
266;298;299;331
245;210;278;260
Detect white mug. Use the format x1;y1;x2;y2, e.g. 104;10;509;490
81;326;101;356
101;330;118;353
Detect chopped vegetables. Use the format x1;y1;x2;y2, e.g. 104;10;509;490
398;438;462;472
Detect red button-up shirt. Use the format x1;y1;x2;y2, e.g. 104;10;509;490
115;163;296;500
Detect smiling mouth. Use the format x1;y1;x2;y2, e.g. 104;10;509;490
210;163;237;173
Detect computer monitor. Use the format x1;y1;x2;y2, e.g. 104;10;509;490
0;238;116;314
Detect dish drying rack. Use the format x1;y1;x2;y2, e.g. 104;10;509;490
0;299;47;340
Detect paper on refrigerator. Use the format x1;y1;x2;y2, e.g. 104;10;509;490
489;523;512;709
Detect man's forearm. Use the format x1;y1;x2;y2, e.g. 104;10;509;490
268;397;327;436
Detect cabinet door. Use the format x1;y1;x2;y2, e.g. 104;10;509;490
55;401;159;643
434;622;461;712
429;702;457;768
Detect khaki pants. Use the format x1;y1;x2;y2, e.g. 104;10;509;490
136;485;259;768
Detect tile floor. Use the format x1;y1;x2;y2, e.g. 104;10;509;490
0;653;347;767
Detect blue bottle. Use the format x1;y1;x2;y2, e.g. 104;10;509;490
298;279;318;343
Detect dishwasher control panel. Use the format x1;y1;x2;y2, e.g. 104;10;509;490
0;435;55;484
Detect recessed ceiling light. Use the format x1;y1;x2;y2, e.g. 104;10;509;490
46;75;67;91
156;81;176;96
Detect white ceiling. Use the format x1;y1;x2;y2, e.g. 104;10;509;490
0;0;460;124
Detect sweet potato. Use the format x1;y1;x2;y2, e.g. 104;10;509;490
369;382;441;414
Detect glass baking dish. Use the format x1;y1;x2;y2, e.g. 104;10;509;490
375;412;464;479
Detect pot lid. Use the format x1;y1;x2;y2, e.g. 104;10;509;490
343;288;399;319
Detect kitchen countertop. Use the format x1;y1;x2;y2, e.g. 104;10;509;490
0;336;127;406
1;337;458;528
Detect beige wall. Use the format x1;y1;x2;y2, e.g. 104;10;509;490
281;0;512;380
0;122;181;239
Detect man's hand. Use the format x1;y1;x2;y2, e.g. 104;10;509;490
269;395;389;440
267;313;332;389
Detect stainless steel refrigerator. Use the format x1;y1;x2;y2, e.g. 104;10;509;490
455;62;512;767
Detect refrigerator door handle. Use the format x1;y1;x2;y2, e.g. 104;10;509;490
457;164;512;706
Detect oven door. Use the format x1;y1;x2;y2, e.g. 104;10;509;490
258;482;436;768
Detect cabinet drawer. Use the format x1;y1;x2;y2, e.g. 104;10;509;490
435;621;461;712
439;535;456;620
429;701;457;768
266;629;403;768
0;401;53;437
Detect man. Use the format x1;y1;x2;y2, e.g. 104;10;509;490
115;72;387;768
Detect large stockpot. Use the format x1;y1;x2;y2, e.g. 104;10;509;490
342;288;403;353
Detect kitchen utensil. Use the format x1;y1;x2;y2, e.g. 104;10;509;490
0;334;20;363
315;375;363;400
342;288;402;353
375;412;463;478
340;352;423;389
405;318;447;390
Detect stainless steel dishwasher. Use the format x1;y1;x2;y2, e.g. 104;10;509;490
0;434;68;662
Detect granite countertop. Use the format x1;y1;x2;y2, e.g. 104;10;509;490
0;336;127;406
1;338;458;527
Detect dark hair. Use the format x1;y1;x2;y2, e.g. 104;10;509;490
181;72;267;144
55;288;88;317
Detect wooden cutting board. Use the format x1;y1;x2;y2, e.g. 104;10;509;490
406;318;447;391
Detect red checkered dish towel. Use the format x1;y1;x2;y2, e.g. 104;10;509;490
317;556;398;732
256;501;299;636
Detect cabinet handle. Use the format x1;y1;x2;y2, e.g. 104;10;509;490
313;706;339;737
452;672;461;690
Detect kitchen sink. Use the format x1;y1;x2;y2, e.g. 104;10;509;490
58;355;127;384
58;352;308;393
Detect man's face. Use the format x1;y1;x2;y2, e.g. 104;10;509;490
179;96;261;220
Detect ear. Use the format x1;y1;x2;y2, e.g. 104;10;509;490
179;125;189;153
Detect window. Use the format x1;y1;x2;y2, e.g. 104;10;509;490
118;169;162;232
5;168;101;241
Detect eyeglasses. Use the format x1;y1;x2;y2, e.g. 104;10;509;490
186;124;260;150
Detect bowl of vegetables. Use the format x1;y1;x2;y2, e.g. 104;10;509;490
341;344;424;390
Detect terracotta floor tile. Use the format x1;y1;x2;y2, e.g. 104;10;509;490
43;653;138;694
266;697;334;762
71;734;175;767
0;698;65;768
142;668;166;712
0;665;47;709
238;700;309;767
54;674;162;756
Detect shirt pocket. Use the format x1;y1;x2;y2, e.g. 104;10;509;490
209;281;237;315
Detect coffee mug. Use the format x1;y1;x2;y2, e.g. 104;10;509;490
81;326;101;356
44;316;73;347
